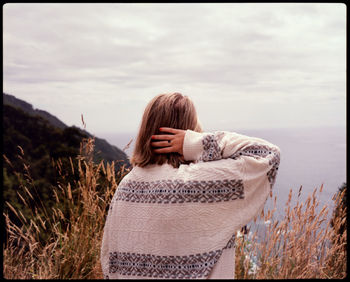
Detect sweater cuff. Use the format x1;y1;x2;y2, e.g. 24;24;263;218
183;130;204;161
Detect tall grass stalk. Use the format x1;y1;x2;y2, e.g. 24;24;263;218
3;137;129;279
235;184;347;279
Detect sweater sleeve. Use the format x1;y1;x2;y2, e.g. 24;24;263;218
183;129;281;189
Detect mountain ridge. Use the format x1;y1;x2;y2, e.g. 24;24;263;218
3;93;68;130
3;92;130;169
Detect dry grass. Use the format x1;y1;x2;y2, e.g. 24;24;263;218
235;184;347;279
3;136;347;279
3;137;129;279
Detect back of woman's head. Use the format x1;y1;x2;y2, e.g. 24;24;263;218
131;93;202;168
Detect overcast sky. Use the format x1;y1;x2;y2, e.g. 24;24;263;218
3;3;346;137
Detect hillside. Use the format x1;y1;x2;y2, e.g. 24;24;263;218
3;93;130;169
3;93;68;129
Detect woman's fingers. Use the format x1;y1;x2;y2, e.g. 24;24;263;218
151;141;171;147
151;128;185;155
151;135;173;141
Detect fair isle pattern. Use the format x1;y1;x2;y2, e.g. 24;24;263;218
229;144;280;188
108;250;222;279
200;134;222;161
115;179;244;204
108;235;236;279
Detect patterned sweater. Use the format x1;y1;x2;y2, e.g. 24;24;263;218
101;130;281;279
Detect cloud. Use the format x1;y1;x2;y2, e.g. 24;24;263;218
3;3;346;133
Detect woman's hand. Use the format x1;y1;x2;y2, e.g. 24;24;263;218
151;127;186;155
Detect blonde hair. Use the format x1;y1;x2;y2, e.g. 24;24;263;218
131;93;202;168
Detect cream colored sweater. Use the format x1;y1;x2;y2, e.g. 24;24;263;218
101;130;280;279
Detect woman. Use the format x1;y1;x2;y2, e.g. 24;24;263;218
101;93;280;279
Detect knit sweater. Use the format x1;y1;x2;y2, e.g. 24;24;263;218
101;129;281;279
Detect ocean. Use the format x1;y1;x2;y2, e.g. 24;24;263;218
100;126;346;223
